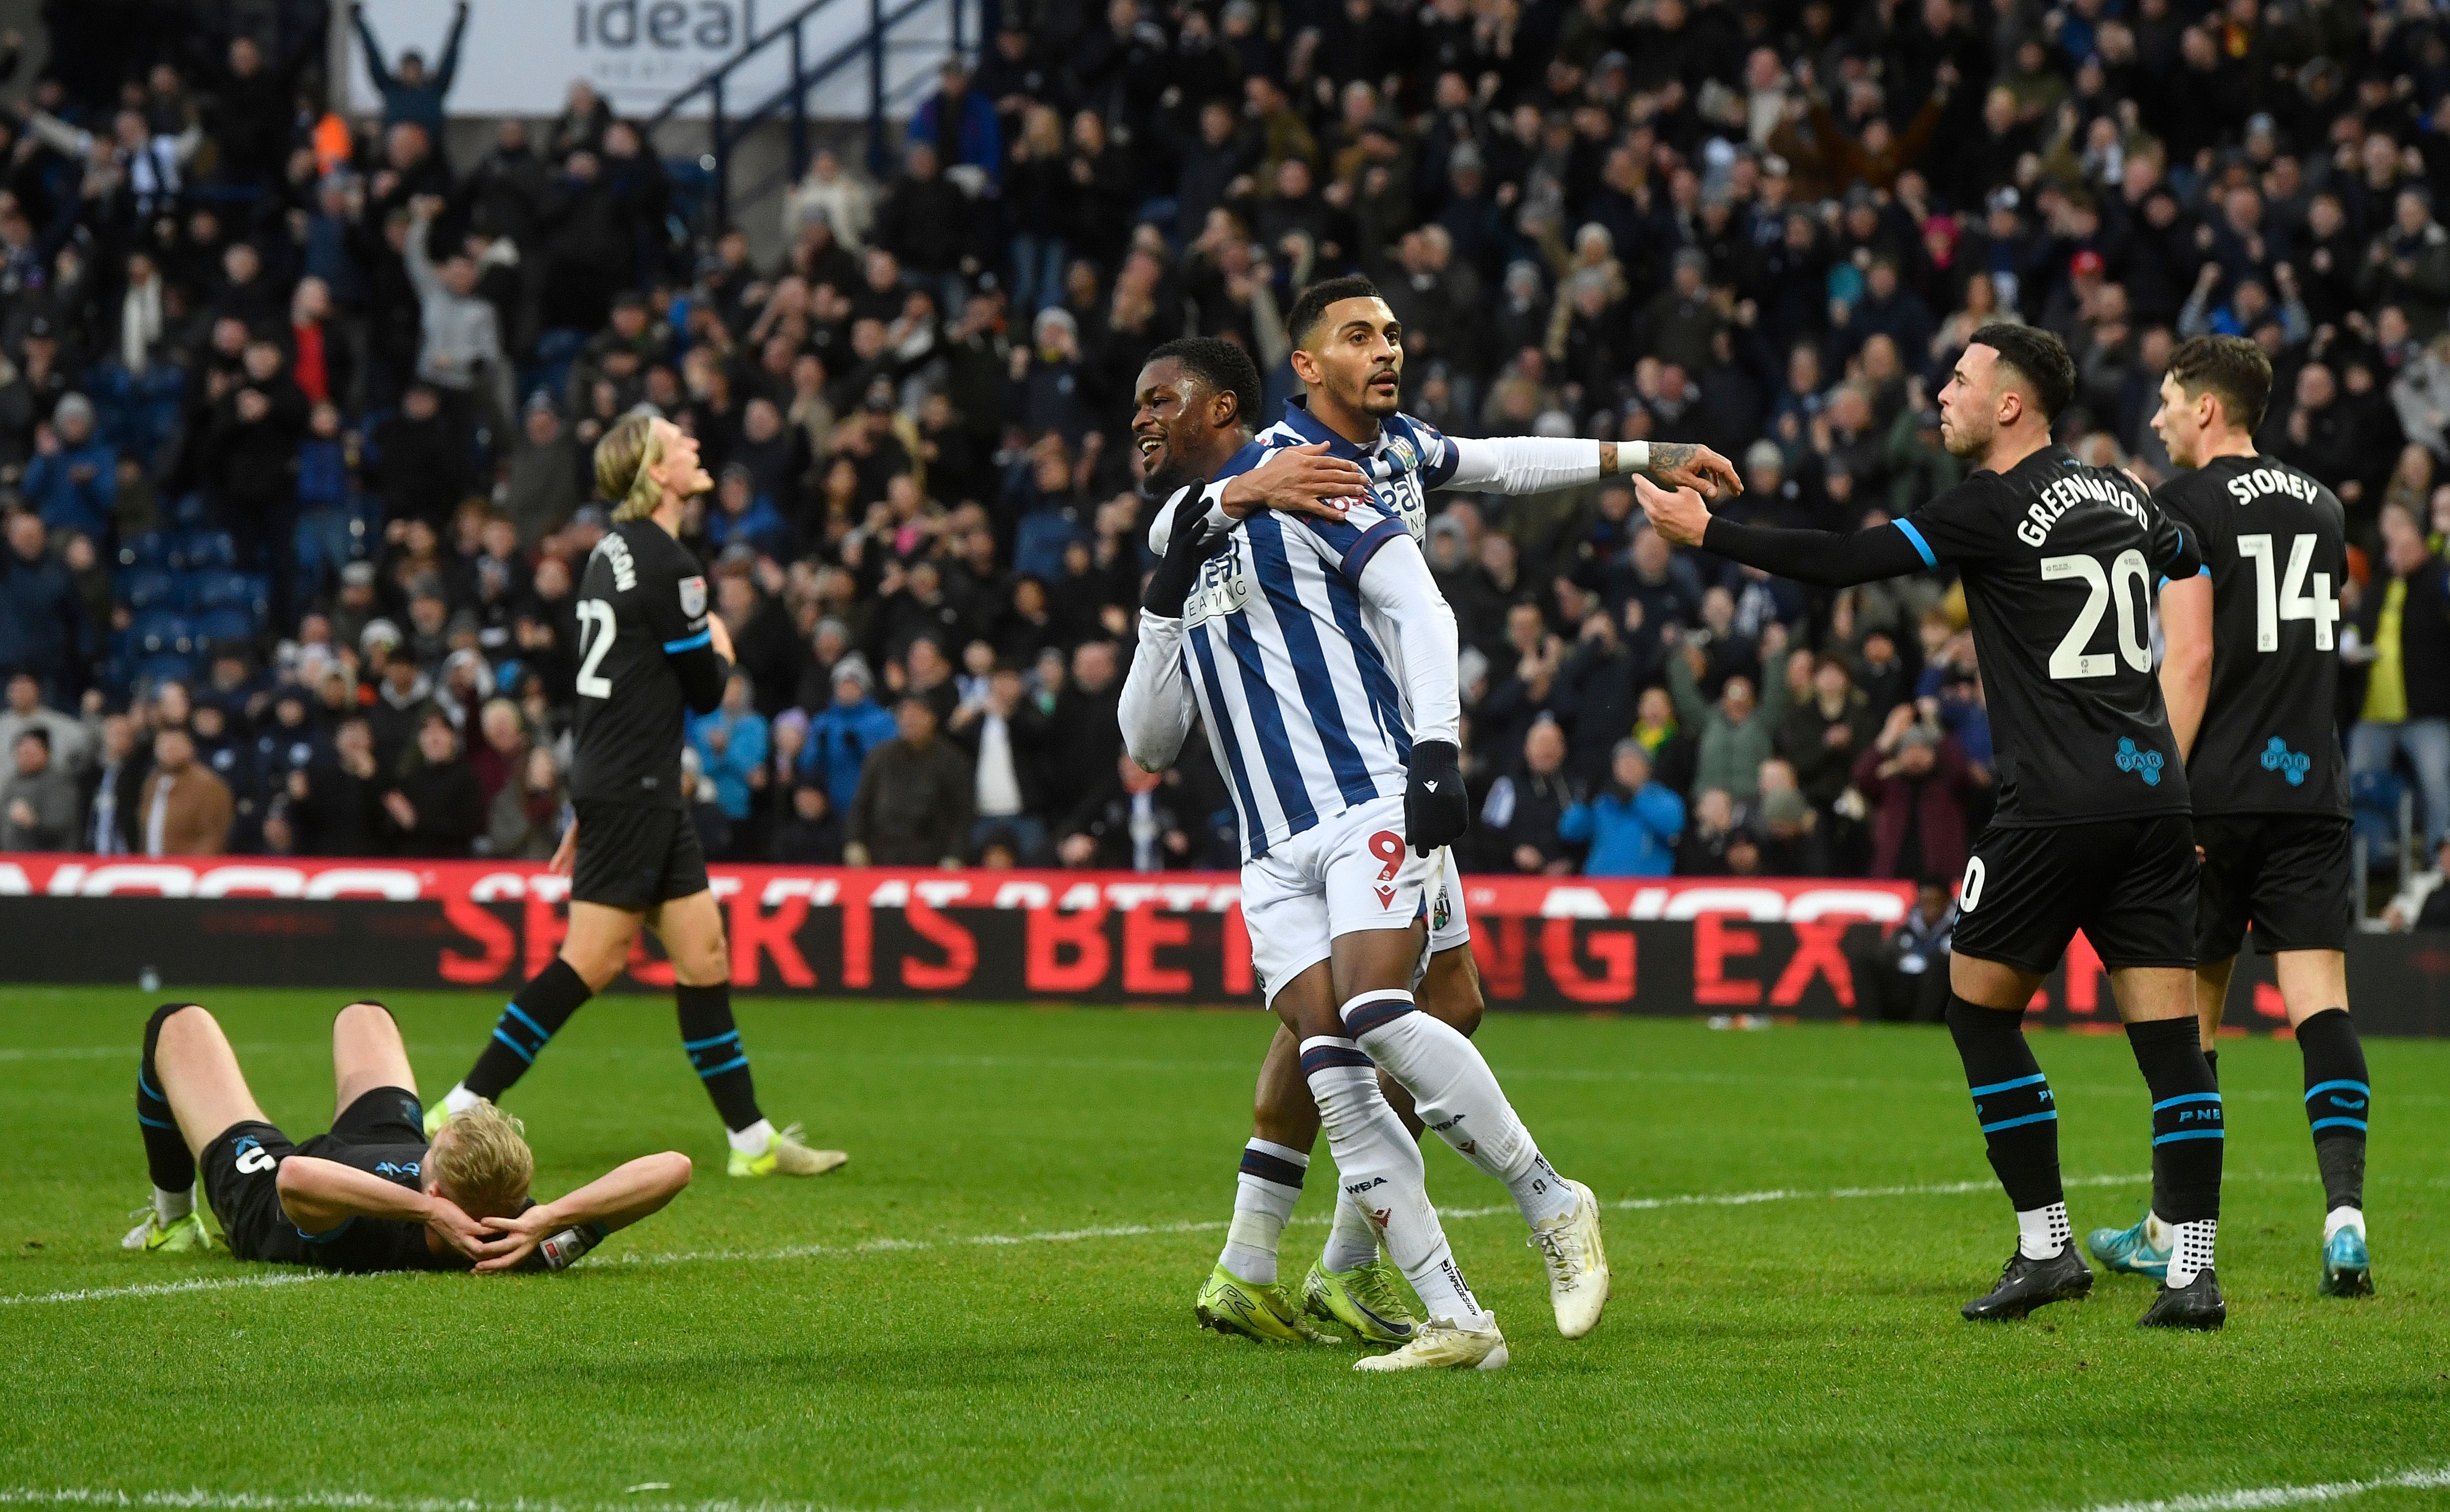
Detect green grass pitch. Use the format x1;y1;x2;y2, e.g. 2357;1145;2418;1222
4;986;2447;1512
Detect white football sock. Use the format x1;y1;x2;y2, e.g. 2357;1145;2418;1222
153;1185;193;1225
2168;1218;2217;1288
2143;1210;2175;1250
1343;991;1578;1228
727;1117;776;1155
1219;1138;1306;1284
2324;1205;2364;1242
2016;1202;2071;1260
1302;1036;1485;1328
441;1084;480;1117
1322;1195;1381;1274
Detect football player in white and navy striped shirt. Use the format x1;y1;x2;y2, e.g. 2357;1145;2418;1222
1121;291;1735;1367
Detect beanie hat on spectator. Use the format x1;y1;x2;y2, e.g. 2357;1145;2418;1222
55;393;94;430
1744;440;1783;475
832;654;875;697
360;619;403;655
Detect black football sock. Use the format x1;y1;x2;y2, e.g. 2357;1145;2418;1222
678;983;764;1132
464;958;593;1101
2296;1008;2368;1215
1946;994;2065;1253
138;1003;198;1196
2128;1016;2223;1285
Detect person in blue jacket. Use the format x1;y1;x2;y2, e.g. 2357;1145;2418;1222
797;653;899;817
1559;739;1686;877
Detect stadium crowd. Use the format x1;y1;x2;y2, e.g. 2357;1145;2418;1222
0;0;2445;913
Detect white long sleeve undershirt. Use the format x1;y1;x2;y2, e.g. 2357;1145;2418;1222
1441;435;1610;495
1355;532;1460;745
1118;609;1195;772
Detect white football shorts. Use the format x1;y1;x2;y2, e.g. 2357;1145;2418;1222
1241;793;1465;1008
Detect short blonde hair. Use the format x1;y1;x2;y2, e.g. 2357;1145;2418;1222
595;413;667;522
425;1099;534;1219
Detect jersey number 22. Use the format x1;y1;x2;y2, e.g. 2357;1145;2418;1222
575;598;617;698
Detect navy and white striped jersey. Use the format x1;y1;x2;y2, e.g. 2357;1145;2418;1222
1164;437;1458;861
1239;395;1456;548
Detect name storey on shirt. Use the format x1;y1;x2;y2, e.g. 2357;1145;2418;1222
2014;472;2152;548
2223;466;2325;506
591;532;639;592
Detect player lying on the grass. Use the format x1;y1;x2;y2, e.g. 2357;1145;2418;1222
1640;325;2229;1330
1130;293;1737;1348
125;999;690;1273
423;413;843;1179
2078;335;2373;1298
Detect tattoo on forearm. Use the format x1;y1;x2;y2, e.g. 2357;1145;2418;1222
1646;443;1697;477
1599;442;1617;474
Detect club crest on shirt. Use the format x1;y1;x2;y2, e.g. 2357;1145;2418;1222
678;574;707;619
1385;435;1419;472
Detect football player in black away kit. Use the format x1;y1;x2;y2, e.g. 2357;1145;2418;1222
121;999;690;1272
1640;325;2228;1329
2079;335;2373;1297
424;413;845;1178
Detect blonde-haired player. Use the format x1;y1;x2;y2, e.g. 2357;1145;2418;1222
124;999;690;1273
420;413;844;1178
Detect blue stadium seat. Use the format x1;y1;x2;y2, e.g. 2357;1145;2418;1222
171;529;237;571
169;492;214;529
182;568;260;614
119;531;175;571
2352;769;2409;876
193;607;257;646
131;611;195;658
121;569;179;611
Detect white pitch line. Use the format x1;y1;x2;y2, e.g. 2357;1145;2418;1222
0;1486;925;1512
2059;1465;2450;1512
0;1171;2158;1308
0;1272;333;1306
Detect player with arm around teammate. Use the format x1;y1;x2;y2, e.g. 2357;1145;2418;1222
1640;325;2229;1330
1137;284;1737;1345
123;998;689;1274
2078;335;2373;1298
417;414;845;1179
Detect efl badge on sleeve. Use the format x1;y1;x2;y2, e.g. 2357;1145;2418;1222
679;575;708;620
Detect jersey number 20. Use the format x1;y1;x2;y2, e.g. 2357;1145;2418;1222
2041;550;2152;679
574;598;617;698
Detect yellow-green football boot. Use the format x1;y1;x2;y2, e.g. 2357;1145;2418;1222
121;1205;213;1254
728;1123;849;1177
1195;1263;1341;1343
1302;1252;1420;1345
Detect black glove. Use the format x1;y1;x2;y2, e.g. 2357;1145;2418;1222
1142;491;1230;617
1403;739;1468;858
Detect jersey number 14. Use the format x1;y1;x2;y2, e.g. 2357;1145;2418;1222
574;598;617;698
2237;533;2338;651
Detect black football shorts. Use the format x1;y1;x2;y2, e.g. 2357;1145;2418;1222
201;1086;427;1265
1950;815;2198;974
2193;813;2354;960
570;799;711;910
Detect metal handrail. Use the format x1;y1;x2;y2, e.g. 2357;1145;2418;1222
641;0;963;230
